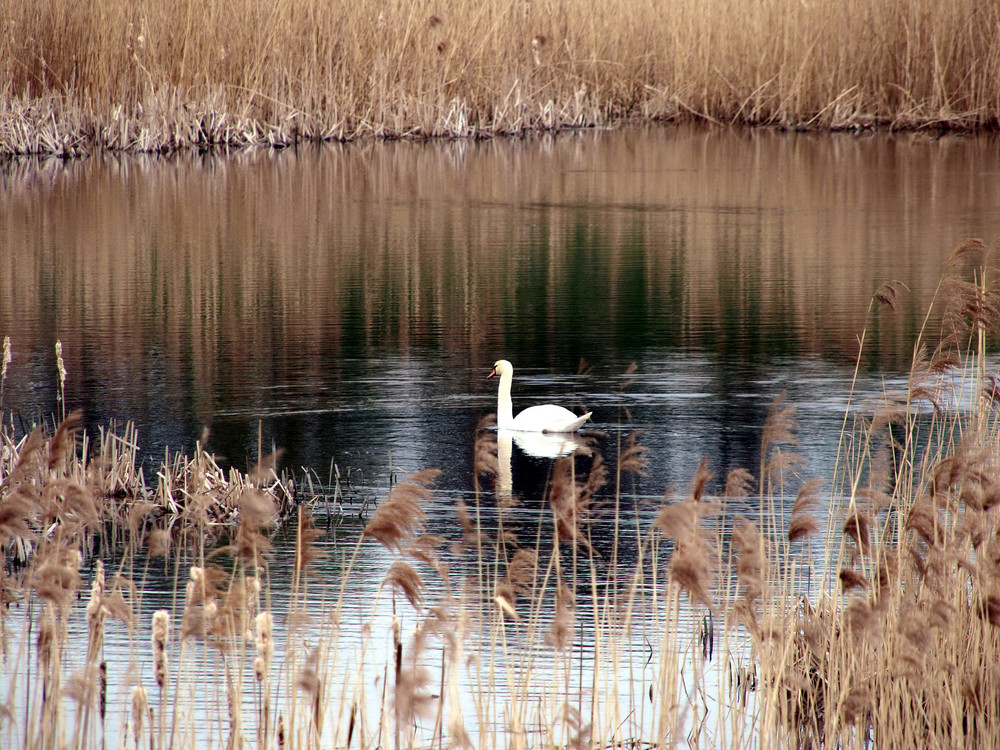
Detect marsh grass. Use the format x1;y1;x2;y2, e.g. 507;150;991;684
2;0;1000;155
6;236;1000;747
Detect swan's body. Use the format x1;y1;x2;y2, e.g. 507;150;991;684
488;360;591;433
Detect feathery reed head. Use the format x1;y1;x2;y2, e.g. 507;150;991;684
363;469;440;552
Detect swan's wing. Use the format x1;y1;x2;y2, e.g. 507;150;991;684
511;405;592;433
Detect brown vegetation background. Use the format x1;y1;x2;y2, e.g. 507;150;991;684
1;0;998;153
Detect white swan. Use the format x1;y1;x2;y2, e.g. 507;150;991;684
488;360;592;433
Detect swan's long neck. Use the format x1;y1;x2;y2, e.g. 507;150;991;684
496;369;515;428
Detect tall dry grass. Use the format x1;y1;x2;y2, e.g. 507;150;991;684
1;0;998;154
6;235;1000;747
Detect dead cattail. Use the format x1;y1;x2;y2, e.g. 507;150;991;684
760;393;803;486
294;507;325;580
942;277;1000;338
0;335;10;406
99;661;107;723
131;685;148;743
454;499;484;551
473;417;499;478
762;393;799;455
152;610;170;690
928;598;954;630
55;340;67;413
86;560;106;662
254;611;274;682
983;373;1000;414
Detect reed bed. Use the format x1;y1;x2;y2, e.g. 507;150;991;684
4;235;1000;748
1;0;999;155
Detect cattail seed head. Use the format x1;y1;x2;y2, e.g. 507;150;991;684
152;610;170;690
131;685;148;737
254;611;274;681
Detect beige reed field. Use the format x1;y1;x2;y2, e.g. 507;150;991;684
5;237;1000;748
1;0;999;154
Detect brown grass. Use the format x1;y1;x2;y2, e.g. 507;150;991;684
1;0;999;154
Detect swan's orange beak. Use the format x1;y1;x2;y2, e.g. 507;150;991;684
487;366;497;379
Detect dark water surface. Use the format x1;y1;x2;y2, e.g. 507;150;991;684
2;125;1000;746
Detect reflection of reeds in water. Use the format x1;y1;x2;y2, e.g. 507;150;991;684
9;237;1000;746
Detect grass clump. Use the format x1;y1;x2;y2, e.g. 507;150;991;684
2;0;1000;155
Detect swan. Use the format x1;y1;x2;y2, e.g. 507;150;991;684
488;360;592;433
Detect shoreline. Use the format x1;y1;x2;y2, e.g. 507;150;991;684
4;0;998;159
1;100;993;160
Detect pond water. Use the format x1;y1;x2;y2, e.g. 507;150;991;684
2;124;1000;746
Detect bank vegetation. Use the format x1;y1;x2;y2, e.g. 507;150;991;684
2;0;999;155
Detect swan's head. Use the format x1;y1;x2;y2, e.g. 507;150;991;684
487;359;513;379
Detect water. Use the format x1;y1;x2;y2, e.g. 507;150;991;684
1;124;999;746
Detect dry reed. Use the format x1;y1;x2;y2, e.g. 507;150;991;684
1;0;999;155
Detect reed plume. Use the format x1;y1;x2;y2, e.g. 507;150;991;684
760;392;803;490
788;478;822;543
363;469;440;552
656;478;719;610
385;560;426;610
731;518;766;606
619;430;649;476
545;583;576;651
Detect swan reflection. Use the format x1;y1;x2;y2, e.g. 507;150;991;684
501;428;584;459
